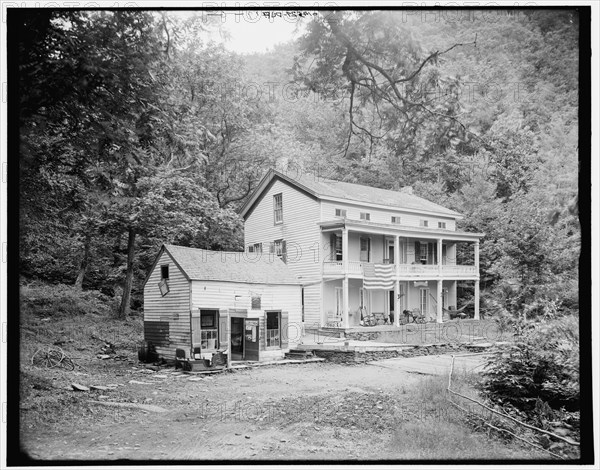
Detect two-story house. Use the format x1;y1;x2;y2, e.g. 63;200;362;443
240;169;484;329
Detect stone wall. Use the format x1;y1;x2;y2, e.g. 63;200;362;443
312;343;477;364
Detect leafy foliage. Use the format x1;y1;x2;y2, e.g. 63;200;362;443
481;316;579;413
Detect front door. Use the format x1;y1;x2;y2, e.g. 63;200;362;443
244;319;260;361
230;317;244;361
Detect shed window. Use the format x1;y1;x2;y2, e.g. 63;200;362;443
200;310;219;350
420;220;429;227
251;295;261;310
273;193;283;224
360;212;371;221
266;311;280;347
161;265;169;279
391;216;401;224
335;208;347;217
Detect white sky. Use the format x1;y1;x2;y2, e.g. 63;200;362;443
208;11;307;54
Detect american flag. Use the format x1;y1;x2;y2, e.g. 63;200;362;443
363;263;395;290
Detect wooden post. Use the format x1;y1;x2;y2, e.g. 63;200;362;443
437;279;443;323
342;227;349;329
474;280;480;320
343;277;349;329
394;234;401;327
226;313;232;369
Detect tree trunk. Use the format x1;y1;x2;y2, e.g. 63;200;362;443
118;227;136;318
74;233;91;290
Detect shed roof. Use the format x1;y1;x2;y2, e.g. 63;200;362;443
239;169;462;219
163;244;300;285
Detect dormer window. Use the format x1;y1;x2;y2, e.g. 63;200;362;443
420;219;429;228
335;208;347;218
391;216;401;224
360;212;370;221
273;193;283;224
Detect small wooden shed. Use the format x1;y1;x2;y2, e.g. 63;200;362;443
143;244;303;362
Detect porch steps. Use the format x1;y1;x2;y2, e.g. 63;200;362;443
284;349;315;360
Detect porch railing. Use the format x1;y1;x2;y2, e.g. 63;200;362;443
323;261;478;277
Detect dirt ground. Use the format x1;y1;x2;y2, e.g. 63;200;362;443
19;353;548;462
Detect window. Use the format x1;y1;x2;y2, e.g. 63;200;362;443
330;234;342;261
420;243;428;263
251;295;261;310
335;287;343;315
360;237;371;262
360;212;371;221
391;216;401;224
200;310;219;350
420;219;429;227
273;193;283;224
359;288;369;309
420;288;430;315
271;239;287;263
438;221;447;229
248;243;262;253
161;265;169;279
266;311;280;347
335;208;347;218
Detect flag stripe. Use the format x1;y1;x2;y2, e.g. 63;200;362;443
363;263;395;290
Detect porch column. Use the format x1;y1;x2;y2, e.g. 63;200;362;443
394;234;401;327
343;277;349;328
437;238;443;276
474;280;480;320
474;241;480;320
342;227;349;328
436;279;443;323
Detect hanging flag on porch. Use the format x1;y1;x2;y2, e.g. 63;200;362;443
363;263;395;290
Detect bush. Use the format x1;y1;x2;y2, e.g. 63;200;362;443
20;281;116;318
480;316;579;413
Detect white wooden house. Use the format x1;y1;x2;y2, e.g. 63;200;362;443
239;169;484;329
143;244;302;361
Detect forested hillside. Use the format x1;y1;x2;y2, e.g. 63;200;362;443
17;9;580;323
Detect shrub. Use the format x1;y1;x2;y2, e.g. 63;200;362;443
20;281;115;318
480;316;579;414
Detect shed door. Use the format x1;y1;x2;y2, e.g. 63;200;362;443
244;319;260;361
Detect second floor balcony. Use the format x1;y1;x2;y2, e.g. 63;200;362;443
322;261;478;278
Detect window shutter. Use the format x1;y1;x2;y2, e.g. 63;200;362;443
282;240;287;263
191;317;202;347
259;316;266;351
269;242;275;254
280;312;289;349
218;310;228;349
428;243;434;264
414;241;420;262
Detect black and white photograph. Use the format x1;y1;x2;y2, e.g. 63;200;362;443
2;1;596;466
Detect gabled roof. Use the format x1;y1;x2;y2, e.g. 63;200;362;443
239;169;463;219
160;244;300;285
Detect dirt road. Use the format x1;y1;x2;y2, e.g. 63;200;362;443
20;353;541;461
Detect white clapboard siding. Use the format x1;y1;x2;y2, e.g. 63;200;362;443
244;178;322;281
143;250;191;358
191;280;302;347
320;200;456;231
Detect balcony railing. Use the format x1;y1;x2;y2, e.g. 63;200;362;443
323;260;364;275
323;261;478;277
